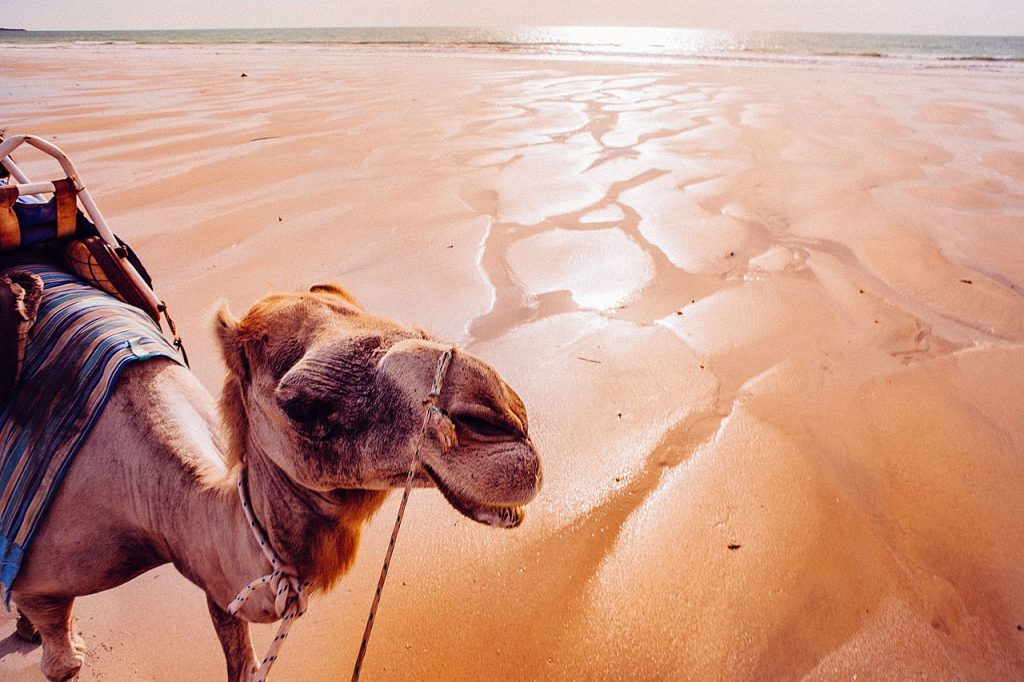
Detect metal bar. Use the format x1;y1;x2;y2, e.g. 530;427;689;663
1;156;32;185
0;135;83;189
11;182;56;196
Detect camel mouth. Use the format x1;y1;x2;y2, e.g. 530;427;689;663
421;463;525;529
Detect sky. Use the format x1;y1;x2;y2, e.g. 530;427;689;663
1;0;1022;36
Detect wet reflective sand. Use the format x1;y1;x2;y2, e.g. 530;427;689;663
1;44;1022;680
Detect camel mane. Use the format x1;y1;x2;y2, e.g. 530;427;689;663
214;299;256;471
218;373;249;470
210;291;391;589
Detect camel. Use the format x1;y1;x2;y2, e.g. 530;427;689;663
8;280;542;681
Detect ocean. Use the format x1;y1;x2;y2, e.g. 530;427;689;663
2;26;1022;66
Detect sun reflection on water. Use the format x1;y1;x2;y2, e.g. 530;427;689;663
524;26;740;56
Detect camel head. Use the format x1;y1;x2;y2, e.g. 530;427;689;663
214;283;541;529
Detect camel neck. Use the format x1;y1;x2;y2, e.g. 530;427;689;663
153;467;280;623
245;451;329;570
243;448;388;591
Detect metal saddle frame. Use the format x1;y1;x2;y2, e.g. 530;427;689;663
0;134;186;361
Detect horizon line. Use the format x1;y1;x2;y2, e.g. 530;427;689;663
4;25;1024;39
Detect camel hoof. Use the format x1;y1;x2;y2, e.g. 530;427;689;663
15;610;41;644
58;666;82;682
41;646;84;682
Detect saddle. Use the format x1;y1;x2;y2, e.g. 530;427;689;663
0;134;185;401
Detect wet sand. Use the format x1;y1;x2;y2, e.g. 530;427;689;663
1;44;1023;679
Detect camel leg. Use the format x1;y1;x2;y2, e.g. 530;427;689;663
13;594;85;681
207;595;257;682
15;607;42;643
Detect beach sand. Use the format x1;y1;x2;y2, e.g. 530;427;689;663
1;44;1022;680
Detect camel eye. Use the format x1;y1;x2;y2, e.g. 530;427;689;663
282;400;347;440
280;393;334;427
456;414;512;440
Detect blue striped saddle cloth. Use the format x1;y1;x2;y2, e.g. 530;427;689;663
0;261;183;601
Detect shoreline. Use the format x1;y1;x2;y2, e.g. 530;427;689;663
3;42;1023;80
2;28;1024;73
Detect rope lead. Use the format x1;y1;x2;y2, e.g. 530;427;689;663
351;347;454;682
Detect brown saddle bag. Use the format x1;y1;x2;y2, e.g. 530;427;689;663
61;236;162;323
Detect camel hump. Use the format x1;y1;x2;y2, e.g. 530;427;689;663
0;269;44;402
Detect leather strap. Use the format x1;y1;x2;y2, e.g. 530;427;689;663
52;178;78;240
0;185;20;251
81;236;162;322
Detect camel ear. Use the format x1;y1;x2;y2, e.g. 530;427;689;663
214;301;249;381
309;282;361;308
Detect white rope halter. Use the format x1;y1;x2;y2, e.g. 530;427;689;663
228;471;310;682
226;347;455;682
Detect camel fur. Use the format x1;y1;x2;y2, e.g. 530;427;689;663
9;282;542;681
0;270;44;402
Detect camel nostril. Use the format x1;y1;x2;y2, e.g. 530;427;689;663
454;413;516;440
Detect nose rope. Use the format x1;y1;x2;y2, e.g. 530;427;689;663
351;347;455;682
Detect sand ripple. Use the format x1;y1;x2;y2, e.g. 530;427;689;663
1;44;1022;681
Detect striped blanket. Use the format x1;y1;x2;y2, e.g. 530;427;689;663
0;261;183;601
